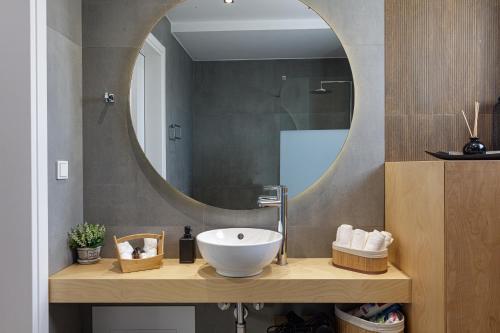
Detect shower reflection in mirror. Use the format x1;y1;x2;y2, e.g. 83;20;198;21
130;0;354;210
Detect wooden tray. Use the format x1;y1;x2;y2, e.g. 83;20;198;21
426;151;500;160
114;231;165;273
332;243;388;274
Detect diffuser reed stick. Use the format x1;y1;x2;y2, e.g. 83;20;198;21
461;110;473;137
473;101;480;138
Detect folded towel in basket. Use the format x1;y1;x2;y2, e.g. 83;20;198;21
336;224;354;248
351;229;368;250
381;231;394;248
364;230;386;251
117;241;134;256
143;238;158;251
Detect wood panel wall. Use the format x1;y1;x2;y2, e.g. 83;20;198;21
386;0;500;161
386;162;446;333
386;161;500;333
445;162;500;332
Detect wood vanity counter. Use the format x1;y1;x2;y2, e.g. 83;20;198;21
49;258;411;304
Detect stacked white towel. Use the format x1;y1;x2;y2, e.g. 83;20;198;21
117;241;134;259
144;238;158;251
121;253;133;260
140;249;158;259
351;229;368;250
334;225;394;252
381;231;394;248
140;238;158;259
336;224;354;248
364;230;386;251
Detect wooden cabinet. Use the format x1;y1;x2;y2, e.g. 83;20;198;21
386;161;500;333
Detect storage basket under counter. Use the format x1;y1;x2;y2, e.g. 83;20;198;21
332;242;388;274
114;231;165;273
335;305;405;333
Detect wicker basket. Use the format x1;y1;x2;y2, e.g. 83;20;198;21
335;305;404;333
332;242;388;274
114;231;165;273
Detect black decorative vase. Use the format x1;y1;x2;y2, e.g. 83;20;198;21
463;137;487;155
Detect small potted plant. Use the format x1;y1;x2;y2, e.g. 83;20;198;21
68;222;106;264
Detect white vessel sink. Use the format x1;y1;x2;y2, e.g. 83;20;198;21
197;228;282;277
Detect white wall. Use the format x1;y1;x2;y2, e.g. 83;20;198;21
0;1;34;331
0;0;47;332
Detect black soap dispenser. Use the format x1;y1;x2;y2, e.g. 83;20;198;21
179;226;196;264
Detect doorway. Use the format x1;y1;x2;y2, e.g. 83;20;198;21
130;33;167;179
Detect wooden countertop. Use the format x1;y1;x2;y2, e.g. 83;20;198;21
49;258;411;304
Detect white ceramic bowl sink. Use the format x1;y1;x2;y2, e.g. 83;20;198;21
197;228;282;277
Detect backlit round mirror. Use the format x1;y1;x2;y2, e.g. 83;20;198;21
130;0;353;210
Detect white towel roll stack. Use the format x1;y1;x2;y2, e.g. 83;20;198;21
351;229;369;250
143;238;158;251
336;224;354;248
364;230;386;251
117;241;134;257
139;248;158;259
381;231;394;248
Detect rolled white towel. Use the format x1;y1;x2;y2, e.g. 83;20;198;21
336;224;354;248
117;241;133;256
351;229;368;250
381;231;394;249
143;238;158;251
364;230;386;251
120;253;133;260
140;248;158;259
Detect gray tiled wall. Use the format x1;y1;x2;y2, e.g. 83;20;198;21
47;0;84;331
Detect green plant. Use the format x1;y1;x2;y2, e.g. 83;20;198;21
68;222;106;249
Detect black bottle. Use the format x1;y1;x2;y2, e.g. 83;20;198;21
179;226;196;264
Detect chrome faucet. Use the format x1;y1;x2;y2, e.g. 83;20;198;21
257;185;288;266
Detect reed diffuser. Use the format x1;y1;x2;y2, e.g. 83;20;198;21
461;102;487;155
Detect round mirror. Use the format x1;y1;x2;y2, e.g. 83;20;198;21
130;0;353;210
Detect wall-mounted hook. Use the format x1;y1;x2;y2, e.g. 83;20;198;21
174;124;182;140
168;124;176;141
104;92;115;104
169;124;182;141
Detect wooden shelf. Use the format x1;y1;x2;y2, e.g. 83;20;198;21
50;258;411;304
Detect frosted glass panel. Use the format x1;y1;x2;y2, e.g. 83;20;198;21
280;130;349;197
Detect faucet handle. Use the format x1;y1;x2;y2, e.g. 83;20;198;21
263;185;281;192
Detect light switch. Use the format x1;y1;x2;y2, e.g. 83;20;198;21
57;161;69;180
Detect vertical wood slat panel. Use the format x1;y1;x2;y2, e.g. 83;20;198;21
386;0;500;161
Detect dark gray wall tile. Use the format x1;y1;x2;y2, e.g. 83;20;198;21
47;0;82;45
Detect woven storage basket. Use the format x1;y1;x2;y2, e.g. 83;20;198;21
332;242;388;274
335;305;404;333
114;231;165;273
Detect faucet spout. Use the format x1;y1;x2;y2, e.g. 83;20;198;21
257;185;288;266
